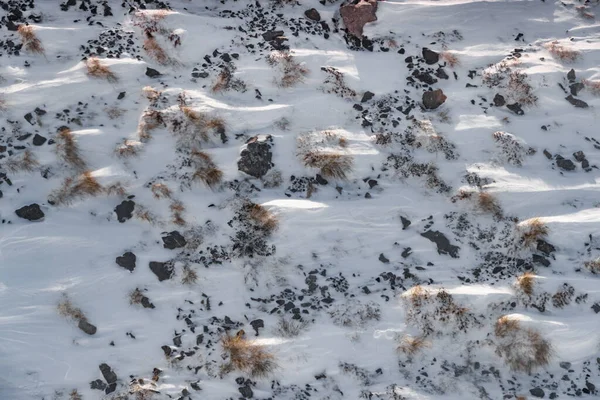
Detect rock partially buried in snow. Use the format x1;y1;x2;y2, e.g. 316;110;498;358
78;319;97;335
15;204;45;221
421;230;460;258
149;261;174;281
422;48;440;65
238;135;274;179
422;89;447;110
529;387;545;398
162;231;187;249
305;8;321;21
556;156;576;171
340;0;378;38
145;67;162;78
99;363;117;385
116;251;136;272
565;95;588;108
114;200;135;223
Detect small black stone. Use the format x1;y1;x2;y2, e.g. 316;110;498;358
32;134;47;146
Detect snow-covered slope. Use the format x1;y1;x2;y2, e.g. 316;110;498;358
1;0;600;399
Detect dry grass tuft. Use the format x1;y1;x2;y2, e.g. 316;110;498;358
18;25;44;54
85;57;118;83
49;171;103;206
519;218;549;248
134;205;158;225
115;139;142;158
170;200;186;226
268;50;309;87
582;79;600;96
142;86;162;103
516;272;536;297
584;259;600;274
143;35;170;65
274;317;308;338
57;294;87;321
69;389;83;400
3;150;39;173
441;51;460;67
477;191;502;217
56;127;87;170
576;6;595;20
151;183;172;199
0;95;7;112
494;316;552;373
212;67;233;93
172;106;227;147
396;334;430;357
105;106;126;120
302;152;353;180
546;42;581;63
246;203;278;233
508;71;538;106
129;288;146;305
105;182;127;197
181;264;198;285
221;332;278;378
138;109;164;142
191;150;223;189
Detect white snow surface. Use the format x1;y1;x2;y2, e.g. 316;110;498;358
1;0;600;399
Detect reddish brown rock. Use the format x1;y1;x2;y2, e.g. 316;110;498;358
422;89;447;110
340;0;378;38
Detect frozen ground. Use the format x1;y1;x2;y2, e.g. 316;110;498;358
1;0;600;399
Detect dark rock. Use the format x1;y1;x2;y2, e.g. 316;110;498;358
99;363;117;384
567;69;576;82
192;71;209;78
161;345;172;356
565;95;588;108
435;67;449;80
15;204;44;221
149;261;174;282
114;200;135;223
586;381;596;393
32;134;47;146
78;319;97;335
592;303;600;314
24;112;34;125
422;48;440;65
421;230;460;258
105;383;117;394
493;94;506;107
532;254;550;267
361;91;375;103
556;158;576;171
529;387;545;398
117;91;126;100
537;240;556;255
340;0;378;38
573;151;586;162
543;149;553;159
570;82;585;96
379;253;389;263
305;8;321;22
239;386;254;399
367;179;378;188
90;379;107;391
238;135;273;179
145;67;161;78
422;89;447;110
559;361;572;370
250;319;264;336
262;30;285;41
162;231;187;249
507;103;524;115
400;216;411;230
116;252;136;272
413;71;437;85
141;296;155;309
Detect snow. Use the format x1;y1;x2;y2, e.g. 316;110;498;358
1;0;600;399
